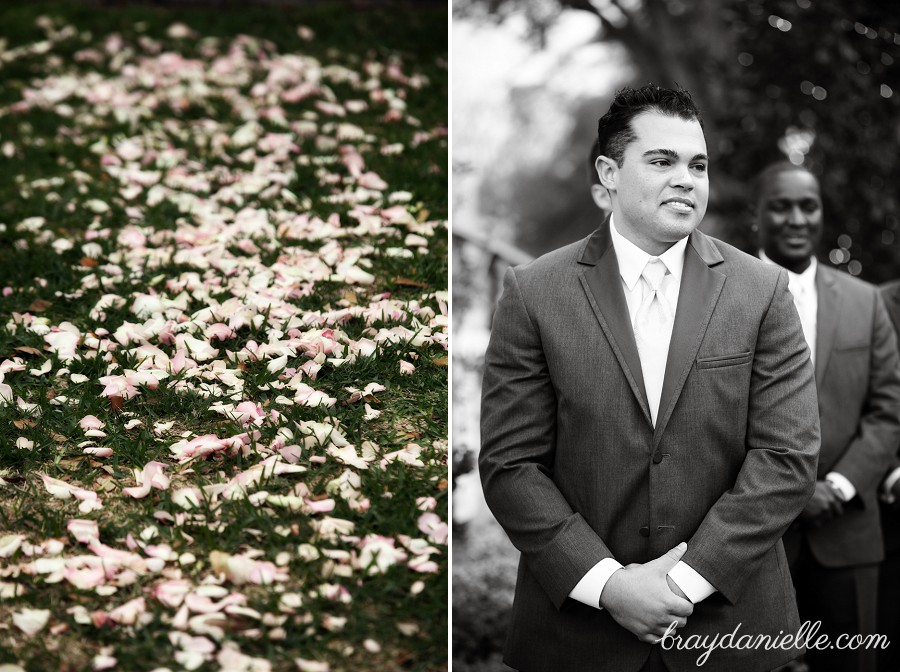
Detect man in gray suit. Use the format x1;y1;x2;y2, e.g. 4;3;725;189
479;86;821;671
751;162;900;672
877;278;900;672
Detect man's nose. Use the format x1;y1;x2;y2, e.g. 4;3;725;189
786;206;805;225
669;164;694;190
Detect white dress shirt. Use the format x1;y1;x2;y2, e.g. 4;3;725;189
760;251;818;366
568;217;716;610
758;252;856;503
883;467;900;503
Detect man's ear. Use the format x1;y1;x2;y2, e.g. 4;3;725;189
595;155;618;191
747;203;760;234
590;184;610;210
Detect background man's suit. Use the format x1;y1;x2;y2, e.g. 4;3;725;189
781;266;900;672
877;279;900;672
480;219;820;672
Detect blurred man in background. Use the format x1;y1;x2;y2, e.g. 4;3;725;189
877;277;900;672
751;161;900;672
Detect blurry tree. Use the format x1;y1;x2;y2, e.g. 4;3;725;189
454;0;900;282
723;0;900;280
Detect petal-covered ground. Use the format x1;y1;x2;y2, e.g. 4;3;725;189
0;4;447;671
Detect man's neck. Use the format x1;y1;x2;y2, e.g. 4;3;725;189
767;254;814;276
609;214;678;257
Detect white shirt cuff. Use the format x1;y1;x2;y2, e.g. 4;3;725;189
568;557;623;610
825;472;856;502
882;467;900;503
667;561;716;604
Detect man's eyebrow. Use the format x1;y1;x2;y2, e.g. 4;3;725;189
641;149;710;162
642;148;678;159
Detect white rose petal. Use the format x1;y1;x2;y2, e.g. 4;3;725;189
12;608;50;637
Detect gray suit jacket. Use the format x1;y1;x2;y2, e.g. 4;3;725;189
879;279;900;555
480;220;820;672
784;266;900;568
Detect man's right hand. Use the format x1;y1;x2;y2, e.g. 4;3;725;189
801;480;844;524
598;542;694;643
889;476;900;508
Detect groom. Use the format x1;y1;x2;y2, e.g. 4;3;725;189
479;85;820;671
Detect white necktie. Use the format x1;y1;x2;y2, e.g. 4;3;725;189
633;258;675;426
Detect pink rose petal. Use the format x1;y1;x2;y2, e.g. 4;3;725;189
40;474;103;512
67;519;99;544
304;498;335;514
358;171;387;190
205;323;236;341
153;579;192;608
79;415;105;431
64;565;107;590
417;512;448;545
108;596;146;625
84;447;113;458
123;461;170;499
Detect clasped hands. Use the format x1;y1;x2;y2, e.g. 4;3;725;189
599;541;693;643
890;477;900;509
800;480;845;525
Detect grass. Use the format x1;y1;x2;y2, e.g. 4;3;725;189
0;2;447;671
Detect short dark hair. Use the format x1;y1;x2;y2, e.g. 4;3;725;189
596;85;703;166
749;161;817;207
588;138;602;186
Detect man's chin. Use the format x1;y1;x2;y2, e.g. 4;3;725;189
777;246;813;262
768;247;814;270
659;216;701;239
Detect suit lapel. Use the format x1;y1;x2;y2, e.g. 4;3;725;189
653;230;725;446
814;267;839;386
882;282;900;337
578;220;651;424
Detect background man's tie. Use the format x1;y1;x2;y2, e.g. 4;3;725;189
633;258;675;426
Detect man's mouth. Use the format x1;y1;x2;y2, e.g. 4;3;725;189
784;234;810;245
662;197;694;213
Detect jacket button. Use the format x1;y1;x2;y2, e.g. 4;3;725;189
639;526;650;537
652;451;663;464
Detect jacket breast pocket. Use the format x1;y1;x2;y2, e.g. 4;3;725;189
695;351;753;370
834;340;869;353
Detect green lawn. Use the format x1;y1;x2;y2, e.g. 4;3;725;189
0;3;447;671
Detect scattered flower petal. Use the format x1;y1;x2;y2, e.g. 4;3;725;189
12;608;50;637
